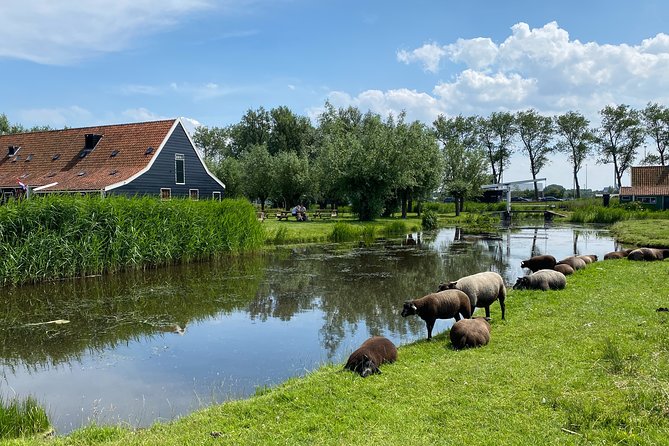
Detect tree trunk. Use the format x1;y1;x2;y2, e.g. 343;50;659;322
573;168;581;199
401;191;408;219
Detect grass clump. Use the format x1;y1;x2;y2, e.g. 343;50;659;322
0;395;50;439
328;222;361;243
421;209;439;230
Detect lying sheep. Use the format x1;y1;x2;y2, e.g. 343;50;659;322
627;247;669;261
554;263;574;275
577;254;598;264
520;255;557;272
344;336;397;377
604;249;633;260
513;269;566;291
401;290;472;340
450;317;491;350
557;256;586;271
440;271;506;320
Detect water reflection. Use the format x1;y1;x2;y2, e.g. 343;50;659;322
0;225;620;433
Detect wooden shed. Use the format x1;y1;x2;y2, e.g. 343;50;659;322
0;118;225;201
620;166;669;210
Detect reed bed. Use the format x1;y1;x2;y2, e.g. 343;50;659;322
0;395;50;439
0;195;264;286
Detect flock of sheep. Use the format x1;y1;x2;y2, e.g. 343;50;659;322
344;246;665;377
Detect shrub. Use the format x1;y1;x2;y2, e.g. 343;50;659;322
328;223;360;243
421;209;439;230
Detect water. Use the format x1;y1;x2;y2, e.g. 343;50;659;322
0;225;621;433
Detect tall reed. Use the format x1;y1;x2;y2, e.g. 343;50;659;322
0;395;50;439
0;195;264;286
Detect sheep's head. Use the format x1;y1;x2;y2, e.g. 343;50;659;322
401;301;417;317
357;355;380;378
513;277;529;290
437;283;449;292
520;260;528;268
446;281;458;290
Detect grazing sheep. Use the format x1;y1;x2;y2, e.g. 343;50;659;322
604;249;632;260
627;247;669;261
401;290;472;340
521;255;557;272
557;256;587;271
554;263;574;275
450;317;491;350
344;336;397;377
577;254;598;264
440;271;506;320
513;269;566;291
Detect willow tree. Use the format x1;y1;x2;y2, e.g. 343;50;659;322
554;111;595;198
516;109;554;200
641;102;669;166
477;112;516;184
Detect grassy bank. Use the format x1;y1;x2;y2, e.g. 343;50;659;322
9;259;669;445
610;219;669;248
0;195;264;285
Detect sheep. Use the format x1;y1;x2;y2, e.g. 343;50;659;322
604;249;633;260
627;247;669;261
577;254;598;264
557;256;587;271
513;269;566;291
344;336;397;377
520;255;557;272
439;271;506;320
401;290;472;340
553;263;574;275
450;317;491;350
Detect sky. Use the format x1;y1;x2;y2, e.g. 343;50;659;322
2;0;669;191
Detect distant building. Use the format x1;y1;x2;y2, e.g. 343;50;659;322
619;166;669;210
0;118;225;202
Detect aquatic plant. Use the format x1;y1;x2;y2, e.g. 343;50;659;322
328;222;360;243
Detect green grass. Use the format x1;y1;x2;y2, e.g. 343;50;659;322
0;396;50;439
610;219;669;248
9;260;669;445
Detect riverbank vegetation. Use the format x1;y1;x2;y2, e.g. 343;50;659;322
7;258;669;445
0;195;264;286
0;396;49;440
610;219;669;248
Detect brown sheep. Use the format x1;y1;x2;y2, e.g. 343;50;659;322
627;247;669;261
554;263;574;275
344;336;397;377
604;249;633;260
401;290;472;340
513;269;566;291
557;256;587;270
439;271;506;320
577;254;598;264
520;255;557;272
450;317;491;349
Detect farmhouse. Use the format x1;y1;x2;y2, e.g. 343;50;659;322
0;118;225;201
620;166;669;210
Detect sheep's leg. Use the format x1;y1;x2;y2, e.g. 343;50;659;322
499;298;506;320
484;306;491;318
426;320;435;340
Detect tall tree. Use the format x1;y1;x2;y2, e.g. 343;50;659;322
271;151;311;210
596;104;644;190
477;112;516;184
554;111;595;198
228;107;272;158
192;125;230;162
207;157;243;198
433;115;489;215
240;144;274;211
516;109;554;200
268;106;315;157
641;102;669;166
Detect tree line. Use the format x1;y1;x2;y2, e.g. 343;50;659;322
195;102;669;218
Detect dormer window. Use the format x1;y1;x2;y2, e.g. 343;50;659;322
7;145;20;156
80;134;102;158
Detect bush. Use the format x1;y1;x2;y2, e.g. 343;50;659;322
421;209;439;230
328;223;360;243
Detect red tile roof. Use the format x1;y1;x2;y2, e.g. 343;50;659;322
620;185;669;195
630;166;669;187
0;119;177;192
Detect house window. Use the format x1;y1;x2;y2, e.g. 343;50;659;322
212;191;221;200
189;189;199;200
175;153;185;184
639;196;657;204
161;188;171;200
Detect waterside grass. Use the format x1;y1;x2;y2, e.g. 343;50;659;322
0;396;50;440
9;259;669;445
609;219;669;248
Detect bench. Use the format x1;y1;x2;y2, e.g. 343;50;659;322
312;210;339;219
276;211;291;221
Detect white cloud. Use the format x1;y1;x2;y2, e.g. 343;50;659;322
17;106;93;128
397;43;447;73
121;82;237;100
121;108;169;122
0;0;213;64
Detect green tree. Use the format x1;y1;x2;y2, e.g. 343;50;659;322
207;157;243;198
268;106;315;158
543;183;565;198
516;109;554;200
554;111;595;199
596;104;644;190
477;112;516;184
192;125;230;162
433;115;489;215
240;144;274;211
228;107;272;158
271;151;311;209
641;102;669;166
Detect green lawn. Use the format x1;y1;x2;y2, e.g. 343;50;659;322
9;258;669;445
610;219;669;248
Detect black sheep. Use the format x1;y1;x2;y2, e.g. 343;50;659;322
521;255;557;272
401;290;472;340
344;336;397;377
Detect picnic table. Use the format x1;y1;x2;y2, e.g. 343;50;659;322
312;209;338;219
275;211;291;221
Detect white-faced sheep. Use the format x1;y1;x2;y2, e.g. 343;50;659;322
627;247;669;261
401;290;472;340
450;317;491;350
344;336;397;377
513;269;566;291
554;263;574;275
557;256;587;271
440;271;506;320
520;255;557;272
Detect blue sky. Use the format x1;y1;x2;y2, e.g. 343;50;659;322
2;0;668;190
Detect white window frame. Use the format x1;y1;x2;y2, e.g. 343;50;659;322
212;191;221;200
189;189;199;200
160;188;172;200
175;153;185;185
